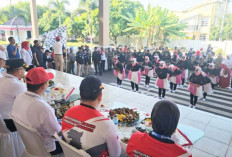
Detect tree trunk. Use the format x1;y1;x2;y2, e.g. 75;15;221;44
114;36;118;47
59;11;61;26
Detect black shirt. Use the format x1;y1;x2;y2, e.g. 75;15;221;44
92;51;101;63
118;52;126;63
127;64;143;71
85;53;91;65
156;68;172;79
189;73;205;85
177;60;189;70
143;61;153;70
114;62;123;73
32;45;43;66
76;51;85;64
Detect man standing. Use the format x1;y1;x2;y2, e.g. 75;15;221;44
7;37;20;59
107;48;114;71
0;59;27;132
67;47;75;74
84;49;91;76
92;47;101;75
53;37;63;72
62;76;121;156
76;47;85;76
32;40;43;67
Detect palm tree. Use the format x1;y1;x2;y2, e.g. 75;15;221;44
78;0;98;45
121;5;186;48
48;0;70;26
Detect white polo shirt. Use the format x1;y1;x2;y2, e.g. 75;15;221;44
0;74;26;119
53;41;63;55
0;68;5;78
12;91;61;153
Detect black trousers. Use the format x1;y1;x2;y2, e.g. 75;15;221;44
117;77;122;85
158;88;166;98
182;78;185;85
4;119;17;132
131;82;138;91
145;76;150;85
170;82;177;90
101;60;105;72
67;62;75;74
94;62;101;74
203;92;207;98
50;141;63;155
190;93;198;106
108;59;113;71
211;83;216;89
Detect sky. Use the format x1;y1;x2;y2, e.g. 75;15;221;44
1;0;232;12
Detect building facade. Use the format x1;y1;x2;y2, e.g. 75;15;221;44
174;0;226;41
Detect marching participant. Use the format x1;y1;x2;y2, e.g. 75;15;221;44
155;61;172;99
0;51;7;78
113;56;125;87
177;55;189;87
201;71;212;101
169;64;182;93
153;55;160;75
219;62;230;88
188;66;205;108
207;63;219;90
127;58;142;92
143;56;153;88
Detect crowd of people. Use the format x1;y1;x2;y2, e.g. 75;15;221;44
0;36;231;156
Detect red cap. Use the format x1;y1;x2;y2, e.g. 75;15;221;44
26;67;54;85
56;36;60;41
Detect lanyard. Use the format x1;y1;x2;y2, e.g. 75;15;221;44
151;131;171;140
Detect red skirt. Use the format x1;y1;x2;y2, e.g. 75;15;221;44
219;75;230;88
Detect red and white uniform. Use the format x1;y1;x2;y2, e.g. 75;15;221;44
219;63;230;88
127;132;192;157
62;104;121;157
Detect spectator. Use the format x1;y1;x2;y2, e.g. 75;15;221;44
53;36;63;72
76;47;85;76
84;49;91;76
67;47;75;74
7;37;20;59
0;59;27;132
12;67;62;155
32;40;43;67
0;51;7;78
107;48;114;71
127;100;192;157
20;41;34;71
100;47;106;72
62;76;121;156
43;50;54;69
92;47;102;75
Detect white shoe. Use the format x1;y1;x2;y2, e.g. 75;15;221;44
144;84;146;87
173;90;176;93
189;104;192;108
158;97;162;99
203;98;206;101
192;106;196;109
146;85;149;88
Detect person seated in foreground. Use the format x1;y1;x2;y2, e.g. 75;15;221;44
0;59;27;132
127;100;192;157
12;67;63;155
62;76;121;156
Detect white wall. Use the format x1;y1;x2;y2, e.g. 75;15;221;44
5;30;31;44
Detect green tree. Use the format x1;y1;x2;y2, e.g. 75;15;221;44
110;0;142;46
210;14;232;41
48;0;70;26
122;5;186;48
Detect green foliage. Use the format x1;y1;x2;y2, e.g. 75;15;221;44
121;5;186;48
210;14;232;41
110;0;142;46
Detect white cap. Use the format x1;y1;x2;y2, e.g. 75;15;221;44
0;51;6;60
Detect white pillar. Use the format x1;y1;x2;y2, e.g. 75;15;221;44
99;0;110;46
30;0;39;39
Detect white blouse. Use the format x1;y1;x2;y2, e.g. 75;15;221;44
20;48;33;65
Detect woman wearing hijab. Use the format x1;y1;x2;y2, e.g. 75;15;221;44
127;100;192;157
169;64;182;93
127;58;143;92
20;41;34;71
143;56;153;88
206;63;219;90
188;66;205;108
113;56;125;87
155;61;172;99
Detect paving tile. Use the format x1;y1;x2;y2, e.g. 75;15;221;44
190;148;216;157
209;118;232;133
226;146;232;157
179;119;206;131
204;126;232;144
194;137;228;157
185;111;212;125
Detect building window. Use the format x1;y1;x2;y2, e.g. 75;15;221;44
10;31;13;35
27;31;31;39
201;17;208;27
199;34;207;41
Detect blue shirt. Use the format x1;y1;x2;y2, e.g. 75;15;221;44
7;44;20;59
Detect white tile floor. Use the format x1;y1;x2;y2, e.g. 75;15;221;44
51;70;232;157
